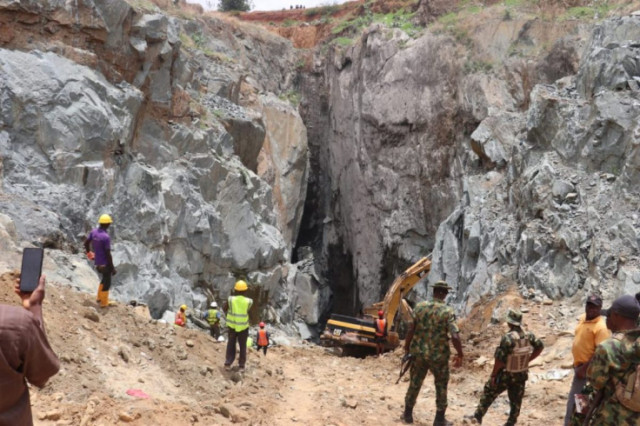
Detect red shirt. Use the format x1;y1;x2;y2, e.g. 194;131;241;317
0;305;60;425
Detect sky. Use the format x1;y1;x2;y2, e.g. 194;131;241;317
192;0;351;12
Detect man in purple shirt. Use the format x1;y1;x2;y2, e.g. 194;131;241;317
84;214;117;307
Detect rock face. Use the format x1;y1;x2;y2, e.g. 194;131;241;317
411;16;640;310
0;0;311;324
298;12;640;314
2;0;640;332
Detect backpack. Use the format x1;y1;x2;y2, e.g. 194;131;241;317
505;331;533;373
614;364;640;412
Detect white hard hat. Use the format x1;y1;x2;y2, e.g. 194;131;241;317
210;301;218;308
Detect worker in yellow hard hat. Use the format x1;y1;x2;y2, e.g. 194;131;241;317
84;214;117;308
224;280;253;371
175;304;187;327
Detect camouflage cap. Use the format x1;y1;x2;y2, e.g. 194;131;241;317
506;308;523;326
432;280;452;291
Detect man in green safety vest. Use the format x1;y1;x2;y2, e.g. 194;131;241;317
203;301;222;339
224;280;253;371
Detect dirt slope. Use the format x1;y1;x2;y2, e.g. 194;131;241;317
1;272;579;425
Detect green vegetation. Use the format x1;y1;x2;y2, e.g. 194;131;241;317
305;8;321;17
218;0;252;12
465;5;482;14
319;3;341;16
127;0;157;12
374;9;421;37
560;4;611;21
438;12;459;26
504;0;523;7
279;90;301;107
180;31;234;63
332;36;355;47
191;32;205;48
464;59;493;74
331;6;422;39
283;19;300;27
179;32;195;49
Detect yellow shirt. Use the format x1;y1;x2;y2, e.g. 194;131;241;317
572;314;610;366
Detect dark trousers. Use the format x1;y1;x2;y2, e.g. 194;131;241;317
258;345;268;355
209;323;220;339
564;368;587;426
225;328;248;368
96;264;113;291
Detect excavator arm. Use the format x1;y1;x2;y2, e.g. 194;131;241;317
362;256;431;330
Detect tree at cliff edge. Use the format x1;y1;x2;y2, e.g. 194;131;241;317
217;0;253;11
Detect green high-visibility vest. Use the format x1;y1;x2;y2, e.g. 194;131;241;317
207;309;219;325
227;295;252;332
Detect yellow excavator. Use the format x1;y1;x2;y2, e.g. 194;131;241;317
320;256;431;352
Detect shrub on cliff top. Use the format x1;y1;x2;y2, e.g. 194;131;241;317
217;0;253;12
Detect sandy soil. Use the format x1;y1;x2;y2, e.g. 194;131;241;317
0;271;580;425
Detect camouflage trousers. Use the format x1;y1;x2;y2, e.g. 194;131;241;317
474;370;527;426
404;356;449;411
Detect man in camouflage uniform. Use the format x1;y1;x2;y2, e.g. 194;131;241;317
585;294;640;425
402;281;463;425
468;308;544;426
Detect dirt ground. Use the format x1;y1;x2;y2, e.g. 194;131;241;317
1;271;581;425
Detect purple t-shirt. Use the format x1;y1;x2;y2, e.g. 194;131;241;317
87;228;111;266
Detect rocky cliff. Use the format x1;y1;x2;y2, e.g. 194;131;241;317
2;0;640;332
0;0;315;325
297;4;640;314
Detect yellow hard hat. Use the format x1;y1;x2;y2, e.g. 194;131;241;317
98;214;113;224
234;280;248;291
180;304;187;311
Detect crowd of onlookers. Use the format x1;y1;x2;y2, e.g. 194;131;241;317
285;4;307;9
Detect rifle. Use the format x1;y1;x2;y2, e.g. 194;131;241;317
396;354;414;384
582;389;604;426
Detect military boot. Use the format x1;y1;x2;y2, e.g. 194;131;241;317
433;409;453;426
401;405;414;424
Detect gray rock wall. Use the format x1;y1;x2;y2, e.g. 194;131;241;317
431;16;640;312
0;0;313;325
299;13;639;314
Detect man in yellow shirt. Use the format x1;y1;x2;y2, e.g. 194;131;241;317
563;294;610;425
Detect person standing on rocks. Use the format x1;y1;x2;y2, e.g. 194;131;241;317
84;214;117;308
563;294;610;425
256;321;270;356
583;295;640;424
402;281;463;425
224;280;253;371
467;308;544;426
203;301;221;339
0;275;60;424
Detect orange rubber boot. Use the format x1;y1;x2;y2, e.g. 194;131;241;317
96;283;103;303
